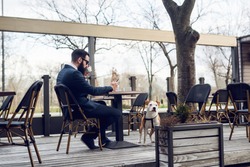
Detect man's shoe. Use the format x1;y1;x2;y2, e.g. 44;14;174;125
102;137;112;147
81;135;99;150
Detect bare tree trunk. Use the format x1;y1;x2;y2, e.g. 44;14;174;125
162;0;199;102
158;42;177;92
169;74;175;92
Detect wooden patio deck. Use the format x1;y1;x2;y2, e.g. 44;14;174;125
0;124;250;167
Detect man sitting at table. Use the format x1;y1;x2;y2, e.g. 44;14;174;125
56;49;121;149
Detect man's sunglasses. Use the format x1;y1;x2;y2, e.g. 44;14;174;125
82;58;89;65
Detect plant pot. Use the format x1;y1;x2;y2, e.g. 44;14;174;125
155;123;224;167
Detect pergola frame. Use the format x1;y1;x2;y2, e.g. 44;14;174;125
0;16;236;46
0;16;238;136
0;16;237;84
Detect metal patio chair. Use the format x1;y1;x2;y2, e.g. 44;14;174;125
0;80;43;167
54;84;103;153
123;93;148;136
166;91;178;113
227;82;250;141
207;89;232;127
0;95;14;121
184;84;211;121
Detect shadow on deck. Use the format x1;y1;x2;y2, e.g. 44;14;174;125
0;124;250;167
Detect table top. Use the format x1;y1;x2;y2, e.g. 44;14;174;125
91;91;143;100
108;91;144;96
91;91;144;101
92;96;137;101
0;91;16;96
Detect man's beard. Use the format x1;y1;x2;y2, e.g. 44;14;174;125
77;62;86;75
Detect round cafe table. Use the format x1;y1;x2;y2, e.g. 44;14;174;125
105;91;145;149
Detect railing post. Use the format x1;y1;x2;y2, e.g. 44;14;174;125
199;77;205;84
129;76;136;103
88;37;96;86
42;75;51;136
129;76;137;130
129;76;136;91
198;77;205;110
166;77;171;113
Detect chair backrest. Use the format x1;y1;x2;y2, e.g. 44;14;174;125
0;95;14;120
208;89;229;112
212;89;229;104
185;84;211;103
166;92;177;111
133;93;148;107
130;93;148;112
227;82;250;110
9;81;43;125
54;84;86;121
184;84;211;115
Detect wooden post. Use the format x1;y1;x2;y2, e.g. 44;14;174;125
166;77;171;113
199;77;205;84
42;75;51;136
88;37;96;86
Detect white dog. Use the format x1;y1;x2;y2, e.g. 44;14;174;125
139;101;160;144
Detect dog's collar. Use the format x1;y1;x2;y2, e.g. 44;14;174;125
145;115;158;120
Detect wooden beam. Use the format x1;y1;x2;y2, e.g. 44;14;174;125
0;16;236;47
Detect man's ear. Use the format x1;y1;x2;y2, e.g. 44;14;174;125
78;57;82;63
77;57;83;65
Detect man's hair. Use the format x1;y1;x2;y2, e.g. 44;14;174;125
71;49;89;62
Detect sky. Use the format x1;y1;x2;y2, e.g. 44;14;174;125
1;0;250;91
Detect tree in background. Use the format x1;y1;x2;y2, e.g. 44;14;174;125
203;46;232;89
162;0;199;102
201;0;250;89
26;0;124;107
138;42;160;100
138;0;177;92
28;0;122;88
28;0;121;50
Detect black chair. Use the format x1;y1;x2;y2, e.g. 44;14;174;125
166;92;177;112
184;84;211;121
0;95;14;121
227;82;250;141
123;93;148;136
207;89;232;127
0;80;43;167
54;84;102;153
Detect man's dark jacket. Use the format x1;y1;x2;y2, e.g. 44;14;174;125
56;64;113;112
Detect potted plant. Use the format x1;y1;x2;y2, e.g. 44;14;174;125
155;104;224;167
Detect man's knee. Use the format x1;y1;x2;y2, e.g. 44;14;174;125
96;100;107;106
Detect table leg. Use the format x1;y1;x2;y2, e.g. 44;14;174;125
114;95;123;141
105;94;139;149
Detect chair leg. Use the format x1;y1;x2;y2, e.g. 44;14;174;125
29;128;42;164
229;115;238;140
66;122;73;154
74;121;86;138
229;124;235;140
248;125;250;142
224;113;232;129
56;121;66;152
208;112;216;121
128;115;131;136
24;129;35;167
217;112;221;122
6;131;13;143
246;126;248;138
33;141;42;163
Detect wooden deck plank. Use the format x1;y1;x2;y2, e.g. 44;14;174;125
0;125;250;167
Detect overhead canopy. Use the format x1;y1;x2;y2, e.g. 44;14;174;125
0;16;236;47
